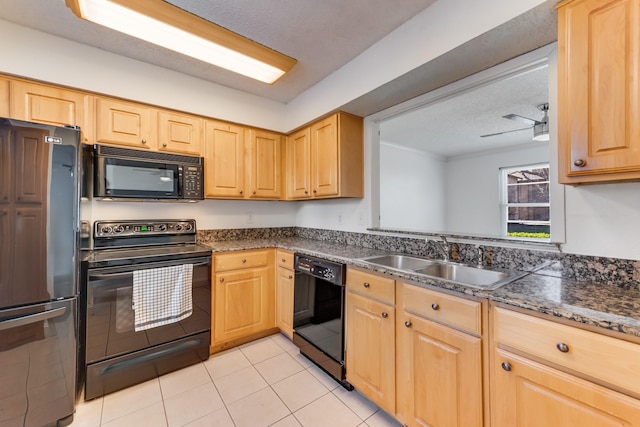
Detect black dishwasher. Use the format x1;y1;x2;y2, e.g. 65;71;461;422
292;254;352;390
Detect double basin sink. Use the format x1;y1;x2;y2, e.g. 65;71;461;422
358;254;527;290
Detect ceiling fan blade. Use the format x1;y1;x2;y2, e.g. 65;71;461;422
502;114;538;126
480;126;532;138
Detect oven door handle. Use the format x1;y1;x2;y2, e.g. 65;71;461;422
88;271;133;281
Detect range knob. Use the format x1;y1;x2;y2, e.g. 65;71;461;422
174;224;183;232
113;225;125;233
156;224;167;232
100;225;112;235
184;223;193;232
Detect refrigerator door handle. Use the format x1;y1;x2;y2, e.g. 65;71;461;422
0;306;67;331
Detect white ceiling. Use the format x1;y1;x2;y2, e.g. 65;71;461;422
0;0;436;103
380;65;549;157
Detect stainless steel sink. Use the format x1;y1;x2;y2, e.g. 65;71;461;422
358;254;527;290
413;262;526;289
358;254;437;270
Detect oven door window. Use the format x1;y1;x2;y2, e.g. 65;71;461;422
85;259;211;363
99;157;179;198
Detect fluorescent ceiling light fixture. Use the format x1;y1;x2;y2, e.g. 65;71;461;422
65;0;297;84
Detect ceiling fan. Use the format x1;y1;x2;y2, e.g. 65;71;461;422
481;103;549;140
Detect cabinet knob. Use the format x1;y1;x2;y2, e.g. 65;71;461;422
288;275;293;279
431;303;440;311
239;190;243;195
573;159;586;167
253;191;256;195
141;139;147;144
404;320;412;328
381;312;388;318
556;342;570;353
162;142;167;147
363;282;370;288
219;277;224;283
313;189;317;193
501;362;512;372
242;259;247;263
304;191;308;194
281;258;286;263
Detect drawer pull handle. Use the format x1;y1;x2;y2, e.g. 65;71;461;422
363;282;370;288
404;321;412;328
431;303;440;311
219;278;224;283
381;312;388;318
501;362;512;372
556;342;570;353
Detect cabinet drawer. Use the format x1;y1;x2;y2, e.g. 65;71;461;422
494;307;640;396
347;268;394;304
214;250;270;272
276;250;294;270
400;283;481;335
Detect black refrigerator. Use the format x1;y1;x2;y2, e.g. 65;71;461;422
0;118;80;427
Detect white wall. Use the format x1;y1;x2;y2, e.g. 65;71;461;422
379;142;445;231
444;143;549;236
84;199;297;229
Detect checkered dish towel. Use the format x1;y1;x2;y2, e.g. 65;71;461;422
132;264;194;331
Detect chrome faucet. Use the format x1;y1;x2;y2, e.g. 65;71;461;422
432;236;450;262
476;245;485;268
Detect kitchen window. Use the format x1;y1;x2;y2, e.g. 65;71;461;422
500;163;550;239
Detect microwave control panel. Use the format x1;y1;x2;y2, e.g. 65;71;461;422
181;165;204;199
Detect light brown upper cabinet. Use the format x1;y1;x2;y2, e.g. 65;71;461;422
245;128;283;199
286;112;363;199
204;120;245;198
558;0;640;184
0;77;9;117
95;97;156;150
10;80;91;142
157;110;203;156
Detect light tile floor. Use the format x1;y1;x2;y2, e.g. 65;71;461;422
71;333;403;427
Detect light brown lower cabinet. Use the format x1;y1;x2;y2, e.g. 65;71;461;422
275;249;294;338
395;282;483;427
492;348;640;426
212;250;275;348
491;305;640;426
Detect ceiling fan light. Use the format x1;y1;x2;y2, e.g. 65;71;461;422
532;121;549;141
65;0;296;84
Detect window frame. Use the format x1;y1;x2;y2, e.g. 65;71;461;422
500;162;551;239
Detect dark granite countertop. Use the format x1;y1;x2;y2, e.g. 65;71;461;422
201;237;640;339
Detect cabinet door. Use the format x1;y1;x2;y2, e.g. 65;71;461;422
311;114;339;197
345;292;395;413
11;81;91;142
286;127;311;199
13;128;48;204
204;120;245;198
95;97;156;149
396;312;483;427
492;348;640;426
246;129;282;199
0;77;9;117
157;110;203;156
0;129;10;204
213;266;274;344
558;0;640;182
276;265;294;339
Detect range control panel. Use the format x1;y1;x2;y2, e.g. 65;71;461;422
94;219;196;238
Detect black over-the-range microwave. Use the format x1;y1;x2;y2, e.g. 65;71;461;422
85;144;204;201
